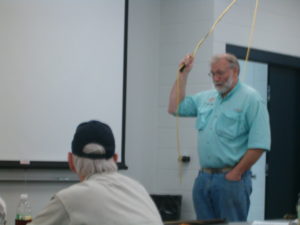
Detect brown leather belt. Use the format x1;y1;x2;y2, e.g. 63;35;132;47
202;167;233;174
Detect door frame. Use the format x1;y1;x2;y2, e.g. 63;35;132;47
226;44;300;70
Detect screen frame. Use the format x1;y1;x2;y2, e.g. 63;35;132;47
0;0;129;170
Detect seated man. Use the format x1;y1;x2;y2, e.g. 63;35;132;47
0;196;7;225
28;120;163;225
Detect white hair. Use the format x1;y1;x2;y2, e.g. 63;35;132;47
211;53;240;75
72;143;117;178
0;196;7;225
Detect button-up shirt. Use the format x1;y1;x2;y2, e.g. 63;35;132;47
177;81;271;168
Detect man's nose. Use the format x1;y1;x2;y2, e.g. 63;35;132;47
213;75;221;82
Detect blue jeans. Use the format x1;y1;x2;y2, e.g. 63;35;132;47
192;170;252;222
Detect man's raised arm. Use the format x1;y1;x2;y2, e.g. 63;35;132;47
168;54;194;114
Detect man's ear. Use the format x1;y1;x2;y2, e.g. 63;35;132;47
234;67;239;76
68;152;76;173
113;153;118;162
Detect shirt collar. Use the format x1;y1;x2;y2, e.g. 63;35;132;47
217;80;241;101
84;171;117;181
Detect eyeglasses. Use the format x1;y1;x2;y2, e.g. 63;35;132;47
208;67;231;78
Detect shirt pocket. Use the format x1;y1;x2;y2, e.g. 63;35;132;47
216;110;246;139
196;107;212;130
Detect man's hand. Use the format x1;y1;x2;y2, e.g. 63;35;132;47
179;54;194;76
225;149;265;181
168;54;194;114
225;169;242;181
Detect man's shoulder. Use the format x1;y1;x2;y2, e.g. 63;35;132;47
55;180;89;198
192;89;218;100
56;172;146;197
112;173;148;190
239;82;264;102
55;172;151;208
198;88;217;96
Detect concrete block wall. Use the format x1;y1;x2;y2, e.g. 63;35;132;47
158;0;214;219
213;0;300;56
1;1;300;223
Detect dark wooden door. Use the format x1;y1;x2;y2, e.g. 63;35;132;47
265;64;300;219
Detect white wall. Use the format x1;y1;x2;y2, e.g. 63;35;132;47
158;0;214;219
123;0;160;191
213;0;300;56
1;0;300;223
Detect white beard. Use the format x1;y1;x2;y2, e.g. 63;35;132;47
213;74;234;94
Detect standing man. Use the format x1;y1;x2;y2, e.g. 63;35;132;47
168;53;271;221
28;120;163;225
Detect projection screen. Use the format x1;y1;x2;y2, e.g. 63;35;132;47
0;0;127;168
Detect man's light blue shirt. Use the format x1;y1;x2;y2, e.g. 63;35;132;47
177;81;271;168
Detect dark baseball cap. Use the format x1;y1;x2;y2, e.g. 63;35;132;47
71;120;115;159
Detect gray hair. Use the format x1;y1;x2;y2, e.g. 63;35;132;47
210;53;240;75
72;143;117;178
0;197;6;225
